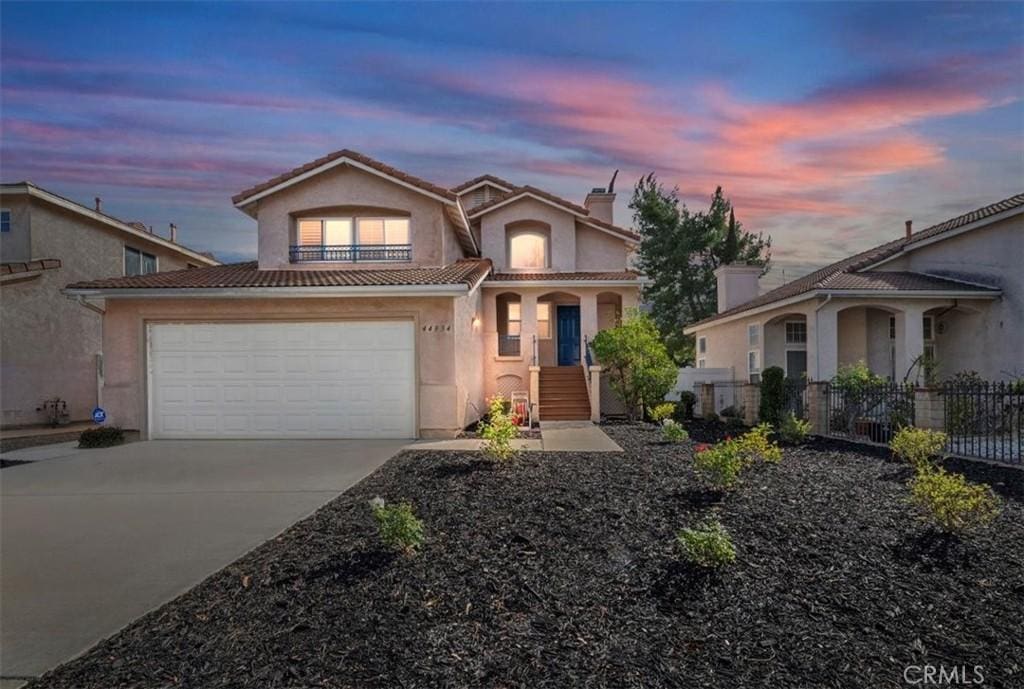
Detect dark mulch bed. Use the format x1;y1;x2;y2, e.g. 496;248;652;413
30;424;1024;688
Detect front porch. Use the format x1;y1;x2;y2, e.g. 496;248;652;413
482;285;639;420
758;297;994;384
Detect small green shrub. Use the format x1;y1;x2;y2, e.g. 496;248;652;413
692;441;748;489
909;469;1001;535
78;426;125;448
677;520;736;568
832;360;884;393
890;427;947;470
944;370;985;434
759;366;786;426
479;395;520;462
778;411;811;444
676;391;697;420
661;419;689;442
648;402;677;423
369;497;424;555
736;423;782;463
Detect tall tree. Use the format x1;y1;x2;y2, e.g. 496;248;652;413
631;178;771;364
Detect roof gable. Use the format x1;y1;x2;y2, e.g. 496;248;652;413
687;192;1022;328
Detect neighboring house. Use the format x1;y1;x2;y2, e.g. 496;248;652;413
64;150;642;439
684;194;1024;385
0;182;219;427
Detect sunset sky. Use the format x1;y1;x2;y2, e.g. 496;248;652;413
2;1;1021;285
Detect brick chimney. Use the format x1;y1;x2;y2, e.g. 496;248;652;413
713;263;762;313
583;170;619;224
905;219;913;240
169;223;178;243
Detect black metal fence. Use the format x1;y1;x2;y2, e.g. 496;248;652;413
782;380;808;419
943;381;1023;464
289;244;412;262
826;382;915;445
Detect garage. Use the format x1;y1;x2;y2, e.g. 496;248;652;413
147;321;416;439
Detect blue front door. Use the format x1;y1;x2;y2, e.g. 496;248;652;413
557;305;581;366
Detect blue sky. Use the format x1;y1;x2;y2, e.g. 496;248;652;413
1;1;1021;284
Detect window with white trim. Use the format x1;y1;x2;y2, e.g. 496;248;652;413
537;302;551;339
697;358;706;369
889;316;896;340
748;349;761;383
923;315;934;342
0;209;10;232
507;302;522;337
748;324;759;347
293;216;410;262
124;246;157;276
698;337;707;355
785;321;807;344
923;316;937;380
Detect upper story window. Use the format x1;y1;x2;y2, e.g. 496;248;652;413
291;216;410;263
748;324;759;347
1;209;10;232
508;230;548;270
785;321;807;344
125;246;157;276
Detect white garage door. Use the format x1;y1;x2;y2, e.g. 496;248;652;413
148;321;416;439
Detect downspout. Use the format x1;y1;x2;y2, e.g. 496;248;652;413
813;294;832;381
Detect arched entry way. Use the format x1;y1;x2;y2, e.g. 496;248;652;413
537;292;581;366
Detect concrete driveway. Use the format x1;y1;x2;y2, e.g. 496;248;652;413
0;439;403;686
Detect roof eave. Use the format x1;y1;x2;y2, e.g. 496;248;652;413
483;278;642;288
63;284;472;299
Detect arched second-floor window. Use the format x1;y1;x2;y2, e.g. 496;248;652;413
508;229;548;269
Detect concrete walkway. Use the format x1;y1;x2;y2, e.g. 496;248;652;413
407;423;621;453
0;439;403;685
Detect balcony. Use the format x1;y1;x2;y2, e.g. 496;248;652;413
498;335;521;357
289;244;412;263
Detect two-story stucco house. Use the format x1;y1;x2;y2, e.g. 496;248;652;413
684;194;1023;385
64;150;642;439
0;182;219;427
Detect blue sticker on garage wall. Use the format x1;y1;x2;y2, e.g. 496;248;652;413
92;407;106;424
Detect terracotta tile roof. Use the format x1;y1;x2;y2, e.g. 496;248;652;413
66;259;492;291
232;150;459;205
820;271;998;291
688;193;1022;328
451;174;516;193
468;185;591;217
1;259;62;274
487;270;640;282
465;185;640;241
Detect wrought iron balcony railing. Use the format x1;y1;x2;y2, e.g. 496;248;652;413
289;244;412;263
498;335;521;357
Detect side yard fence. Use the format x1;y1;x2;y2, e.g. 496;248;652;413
693;379;1022;466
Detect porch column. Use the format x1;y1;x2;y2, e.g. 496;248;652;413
896;305;925;384
520;293;538;360
580;293;599;363
589;365;602;422
812;305;839;381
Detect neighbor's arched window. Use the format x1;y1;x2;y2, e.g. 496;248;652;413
508;230;548;269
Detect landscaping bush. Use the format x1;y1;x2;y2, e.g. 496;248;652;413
758;366;786;427
890;427;947;470
661;419;689;443
479;395;520;463
778;411;811;444
648;402;676;423
590;310;678;421
692;441;748;489
369;497;424;555
832;360;884;393
909;469;1001;535
736;423;782;464
78;426;125;448
676;519;736;568
944;370;985;434
676;391;697;420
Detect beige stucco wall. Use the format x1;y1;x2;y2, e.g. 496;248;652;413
453;287;486;427
881;215;1023;379
0;197;196;426
0;196;32;262
480;198;577;271
98;295;476;438
575;224;629;271
254;165;465;270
